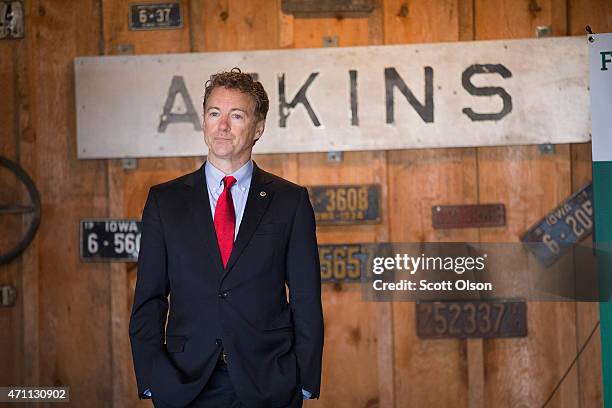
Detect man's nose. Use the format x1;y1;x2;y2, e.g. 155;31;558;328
219;115;230;131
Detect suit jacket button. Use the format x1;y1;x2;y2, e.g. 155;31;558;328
219;291;228;298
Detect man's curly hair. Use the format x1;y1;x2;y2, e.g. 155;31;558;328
203;68;269;122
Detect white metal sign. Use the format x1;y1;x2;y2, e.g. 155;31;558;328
75;36;589;159
589;33;612;162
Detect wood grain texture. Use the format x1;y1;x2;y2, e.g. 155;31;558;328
383;2;477;407
475;1;588;406
32;0;112;405
477;145;578;408
572;142;603;408
14;0;40;390
388;147;477;408
0;37;22;391
191;0;280;52
568;0;612;36
0;0;41;393
475;0;558;39
298;151;388;408
102;0;195;405
283;8;392;408
383;0;460;44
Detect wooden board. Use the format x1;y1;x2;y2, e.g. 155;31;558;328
288;8;390;408
102;0;194;405
30;0;112;405
382;2;480;407
0;36;22;391
299;152;388;408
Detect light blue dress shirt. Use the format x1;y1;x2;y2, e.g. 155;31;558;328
205;160;253;237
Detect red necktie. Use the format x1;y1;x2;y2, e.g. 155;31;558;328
214;176;237;268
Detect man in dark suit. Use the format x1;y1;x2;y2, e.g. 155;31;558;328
129;69;324;407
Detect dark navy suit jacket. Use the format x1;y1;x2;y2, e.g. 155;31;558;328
129;162;324;407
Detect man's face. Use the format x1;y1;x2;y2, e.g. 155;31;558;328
203;87;265;166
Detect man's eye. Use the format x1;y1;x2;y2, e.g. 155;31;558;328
209;111;219;117
232;113;243;119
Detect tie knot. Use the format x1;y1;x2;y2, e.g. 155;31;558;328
223;176;237;190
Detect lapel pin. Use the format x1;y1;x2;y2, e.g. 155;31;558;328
260;191;267;197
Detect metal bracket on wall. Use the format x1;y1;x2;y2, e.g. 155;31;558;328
536;25;552;38
0;285;17;307
117;43;134;54
323;36;338;47
539;143;555;155
0;1;24;39
122;158;138;170
327;151;343;163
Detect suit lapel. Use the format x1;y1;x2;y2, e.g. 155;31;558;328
183;164;224;276
223;163;274;278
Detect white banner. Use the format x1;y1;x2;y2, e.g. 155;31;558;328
75;36;589;159
589;33;612;162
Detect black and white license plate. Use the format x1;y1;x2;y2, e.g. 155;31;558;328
521;183;593;266
80;219;141;261
129;3;182;30
416;299;527;339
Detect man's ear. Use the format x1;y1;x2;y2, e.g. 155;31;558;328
254;119;265;142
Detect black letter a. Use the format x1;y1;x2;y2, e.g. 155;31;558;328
158;76;202;132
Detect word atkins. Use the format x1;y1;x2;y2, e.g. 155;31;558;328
158;65;514;132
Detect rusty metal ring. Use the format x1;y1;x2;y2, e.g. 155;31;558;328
0;156;41;265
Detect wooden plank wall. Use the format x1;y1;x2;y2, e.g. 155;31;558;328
0;1;610;407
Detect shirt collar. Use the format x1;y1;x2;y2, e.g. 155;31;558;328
205;160;253;191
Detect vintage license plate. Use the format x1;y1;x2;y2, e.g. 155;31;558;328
308;184;380;225
521;183;593;266
129;3;182;30
416;299;527;339
80;219;141;261
432;204;505;229
282;0;375;15
319;244;372;282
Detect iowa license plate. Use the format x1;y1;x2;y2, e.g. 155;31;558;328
521;183;593;266
80;219;142;261
308;184;380;225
